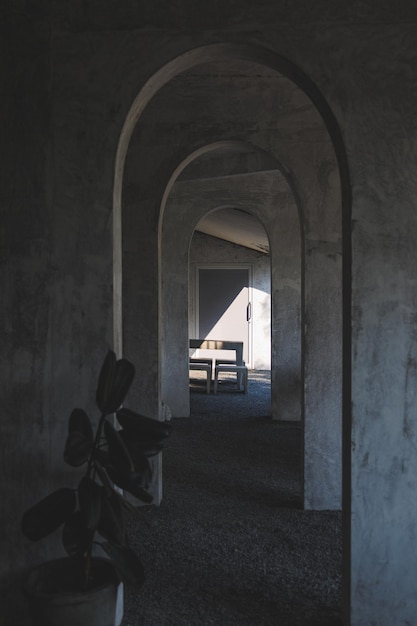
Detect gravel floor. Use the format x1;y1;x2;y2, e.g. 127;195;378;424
123;371;342;626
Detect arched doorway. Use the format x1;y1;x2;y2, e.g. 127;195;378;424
160;147;302;426
113;45;349;614
190;208;271;371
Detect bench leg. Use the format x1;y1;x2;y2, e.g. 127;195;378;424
240;368;248;393
214;367;248;394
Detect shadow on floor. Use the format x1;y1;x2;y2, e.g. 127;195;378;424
124;371;342;626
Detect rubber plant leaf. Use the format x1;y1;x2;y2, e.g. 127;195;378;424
96;350;117;414
62;510;90;558
119;428;164;458
101;542;146;588
64;431;92;467
98;488;125;545
96;351;135;415
116;408;171;441
21;488;76;541
78;476;102;531
68;408;93;442
106;466;153;504
105;432;152;493
106;358;135;414
104;419;134;473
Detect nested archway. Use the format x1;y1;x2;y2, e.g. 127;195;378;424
113;47;350;618
160;144;302;427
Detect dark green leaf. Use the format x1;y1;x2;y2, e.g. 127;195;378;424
62;511;90;558
100;542;145;587
116;408;171;442
105;358;135;414
78;476;102;530
105;440;152;491
118;429;163;464
96;351;135;415
21;488;76;541
68;408;93;442
96;350;117;414
119;429;164;458
104;420;134;473
64;431;92;467
98;489;125;545
106;466;153;504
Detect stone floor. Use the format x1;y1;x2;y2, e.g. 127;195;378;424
123;371;343;625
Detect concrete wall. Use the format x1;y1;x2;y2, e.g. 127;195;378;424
1;11;116;623
2;2;417;625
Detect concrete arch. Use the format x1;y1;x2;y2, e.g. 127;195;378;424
113;42;350;359
160;149;301;421
115;42;348;520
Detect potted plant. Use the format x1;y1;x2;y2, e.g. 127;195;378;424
21;350;171;626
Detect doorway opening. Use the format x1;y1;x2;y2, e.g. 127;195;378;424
195;265;253;366
188;205;273;406
114;42;350;622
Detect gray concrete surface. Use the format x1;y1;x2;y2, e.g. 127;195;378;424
3;3;417;624
124;372;342;625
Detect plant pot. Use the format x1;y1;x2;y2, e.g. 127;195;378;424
24;557;123;626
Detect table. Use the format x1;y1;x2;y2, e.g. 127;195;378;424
189;339;244;366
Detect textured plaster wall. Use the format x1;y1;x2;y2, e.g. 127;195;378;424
343;30;417;625
2;2;417;624
1;11;116;623
1;19;54;624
